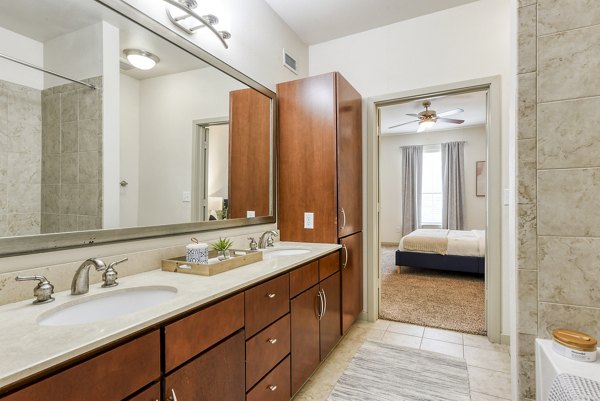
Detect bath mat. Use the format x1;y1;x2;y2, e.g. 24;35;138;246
327;340;470;401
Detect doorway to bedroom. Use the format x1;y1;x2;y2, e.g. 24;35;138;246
377;87;490;336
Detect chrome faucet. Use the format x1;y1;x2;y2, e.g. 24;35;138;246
258;231;278;248
71;258;107;295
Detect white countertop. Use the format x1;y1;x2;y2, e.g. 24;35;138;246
0;241;340;390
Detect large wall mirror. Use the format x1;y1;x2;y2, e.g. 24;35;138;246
0;0;275;255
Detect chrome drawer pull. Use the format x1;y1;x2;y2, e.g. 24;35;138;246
169;388;178;401
267;338;278;344
268;385;278;391
340;208;346;229
342;244;348;269
266;293;276;298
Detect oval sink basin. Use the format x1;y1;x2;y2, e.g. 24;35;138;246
38;286;178;326
265;248;311;256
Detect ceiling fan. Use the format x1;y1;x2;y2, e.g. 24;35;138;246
389;100;465;132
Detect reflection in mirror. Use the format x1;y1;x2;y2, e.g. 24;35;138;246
0;0;273;239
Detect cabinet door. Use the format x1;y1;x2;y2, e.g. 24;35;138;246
290;285;320;395
320;272;341;360
341;232;363;333
336;73;362;238
127;383;160;401
164;331;245;401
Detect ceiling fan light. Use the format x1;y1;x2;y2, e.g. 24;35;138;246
419;119;435;131
123;49;160;70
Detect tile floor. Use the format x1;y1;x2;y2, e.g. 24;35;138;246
292;319;512;401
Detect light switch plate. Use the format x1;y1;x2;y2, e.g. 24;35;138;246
304;212;314;229
182;191;191;202
246;210;255;218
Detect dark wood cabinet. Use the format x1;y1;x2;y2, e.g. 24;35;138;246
164;331;245;401
341;232;363;333
245;274;290;338
246;356;291;401
127;383;160;401
290;253;342;395
278;72;362;243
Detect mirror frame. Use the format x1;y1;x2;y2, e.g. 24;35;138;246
0;0;277;256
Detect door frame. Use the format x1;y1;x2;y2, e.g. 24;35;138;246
191;117;229;222
365;76;503;343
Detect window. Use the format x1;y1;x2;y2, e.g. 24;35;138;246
421;145;442;226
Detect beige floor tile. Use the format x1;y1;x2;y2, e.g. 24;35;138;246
386;321;425;337
470;391;511;401
420;338;464;358
468;366;512;399
292;378;333;401
464;345;511;373
464;333;509;352
344;325;385;342
423;327;463;344
355;318;391;331
380;331;422;349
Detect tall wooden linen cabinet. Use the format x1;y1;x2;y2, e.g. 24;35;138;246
277;72;363;335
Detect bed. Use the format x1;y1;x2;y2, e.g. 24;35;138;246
395;229;485;275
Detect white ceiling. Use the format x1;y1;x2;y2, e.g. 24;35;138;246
263;0;479;45
379;90;487;135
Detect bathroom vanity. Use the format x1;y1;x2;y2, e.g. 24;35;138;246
0;242;345;401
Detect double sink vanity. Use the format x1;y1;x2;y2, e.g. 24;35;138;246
0;241;356;401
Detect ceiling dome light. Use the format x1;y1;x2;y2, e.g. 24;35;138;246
123;49;160;70
417;118;436;132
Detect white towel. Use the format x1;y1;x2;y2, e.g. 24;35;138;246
548;373;600;401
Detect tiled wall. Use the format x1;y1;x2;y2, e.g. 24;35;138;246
0;80;42;237
41;77;103;233
517;1;600;399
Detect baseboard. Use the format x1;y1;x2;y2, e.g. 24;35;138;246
380;242;399;247
500;334;510;346
358;311;368;322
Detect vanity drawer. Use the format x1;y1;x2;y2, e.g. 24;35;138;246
319;251;340;281
127;382;160;401
164;293;244;372
289;261;319;298
2;330;160;401
246;314;291;389
245;274;289;338
246;356;291;401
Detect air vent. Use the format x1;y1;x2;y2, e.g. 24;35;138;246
282;49;298;74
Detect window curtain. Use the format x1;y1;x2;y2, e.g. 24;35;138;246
441;141;465;230
401;145;423;236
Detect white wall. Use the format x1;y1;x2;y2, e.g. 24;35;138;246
379;126;487;243
119;73;140;228
0;26;43;89
137;67;245;226
308;0;512;335
122;0;309;90
43;23;104;89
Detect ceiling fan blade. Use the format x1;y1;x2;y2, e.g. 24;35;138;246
405;113;420;117
436;117;465;124
437;108;464;117
388;119;420;129
417;123;427;133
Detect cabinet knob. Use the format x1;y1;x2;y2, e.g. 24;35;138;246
268;385;278;391
266;293;276;299
169;388;178;401
267;338;278;344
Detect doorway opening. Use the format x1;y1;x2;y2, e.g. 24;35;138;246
366;77;503;343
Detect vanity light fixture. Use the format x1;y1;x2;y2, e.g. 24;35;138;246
164;0;231;48
123;49;160;70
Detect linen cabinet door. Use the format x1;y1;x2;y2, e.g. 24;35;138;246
319;271;341;360
164;331;245;401
341;232;363;333
290;285;321;395
335;73;362;238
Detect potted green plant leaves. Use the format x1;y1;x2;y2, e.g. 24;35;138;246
211;237;233;260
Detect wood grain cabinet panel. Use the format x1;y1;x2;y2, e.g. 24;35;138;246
164;293;244;372
290;285;320;395
127;383;160;401
164;331;245;401
2;331;160;401
245;314;291;390
289;261;319;298
318;251;340;281
341;232;363;334
245;274;289;338
319;272;341;359
246;356;291;401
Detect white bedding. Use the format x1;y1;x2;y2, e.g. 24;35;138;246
398;229;486;257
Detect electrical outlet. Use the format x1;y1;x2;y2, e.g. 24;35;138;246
182;191;191;202
246;210;255;218
304;212;314;229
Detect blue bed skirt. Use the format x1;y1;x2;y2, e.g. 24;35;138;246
395;250;485;275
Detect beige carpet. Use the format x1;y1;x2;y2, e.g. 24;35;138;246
379;245;486;335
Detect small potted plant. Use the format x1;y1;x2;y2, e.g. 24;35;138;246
211;237;233;260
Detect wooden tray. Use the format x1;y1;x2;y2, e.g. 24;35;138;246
161;249;263;276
